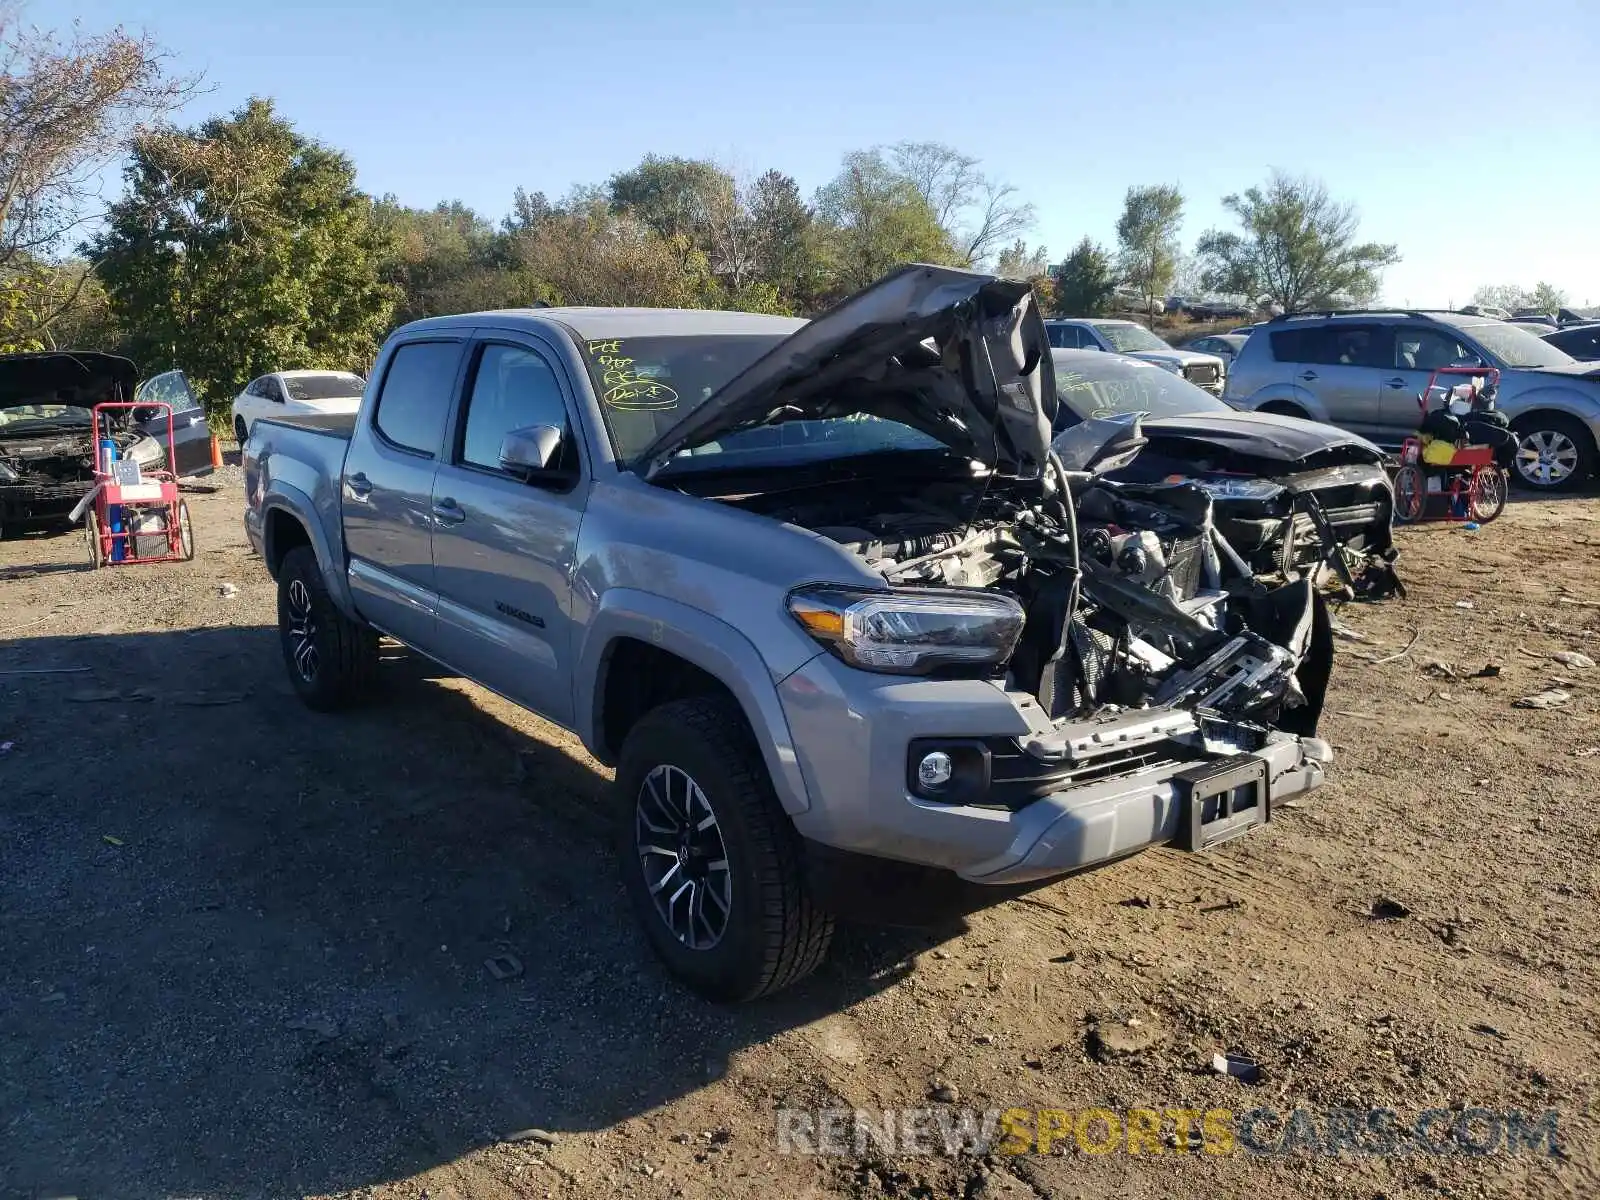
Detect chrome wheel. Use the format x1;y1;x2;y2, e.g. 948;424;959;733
635;764;731;950
1516;429;1580;487
285;578;319;682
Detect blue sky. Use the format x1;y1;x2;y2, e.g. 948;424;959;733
51;0;1600;306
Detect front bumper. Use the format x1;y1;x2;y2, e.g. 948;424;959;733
777;655;1330;885
0;481;90;522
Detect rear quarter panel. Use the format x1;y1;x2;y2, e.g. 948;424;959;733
245;415;355;611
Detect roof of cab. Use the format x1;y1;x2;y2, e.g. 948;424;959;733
392;306;809;342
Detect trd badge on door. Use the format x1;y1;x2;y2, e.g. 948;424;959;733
494;600;545;628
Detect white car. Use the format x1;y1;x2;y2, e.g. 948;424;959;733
231;370;367;443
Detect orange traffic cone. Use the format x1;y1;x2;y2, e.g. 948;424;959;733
209;435;223;469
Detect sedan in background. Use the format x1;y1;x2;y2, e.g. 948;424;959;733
231;369;367;443
1544;323;1600;361
1181;333;1248;363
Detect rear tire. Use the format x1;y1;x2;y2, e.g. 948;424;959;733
615;695;833;1002
277;545;377;711
1511;413;1593;492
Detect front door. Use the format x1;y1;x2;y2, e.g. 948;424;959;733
133;370;213;476
1384;326;1481;434
428;336;587;724
341;338;466;649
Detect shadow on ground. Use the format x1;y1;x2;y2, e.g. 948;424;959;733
0;627;961;1200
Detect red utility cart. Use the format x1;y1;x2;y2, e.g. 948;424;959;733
79;400;196;567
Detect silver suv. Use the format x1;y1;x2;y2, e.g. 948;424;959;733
1223;309;1600;491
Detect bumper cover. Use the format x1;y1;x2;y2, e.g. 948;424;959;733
777;655;1331;885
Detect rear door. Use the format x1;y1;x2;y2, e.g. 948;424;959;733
341;337;468;649
427;334;588;723
133;370;213;476
1271;324;1391;437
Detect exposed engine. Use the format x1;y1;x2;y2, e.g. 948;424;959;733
0;424;156;487
740;465;1329;738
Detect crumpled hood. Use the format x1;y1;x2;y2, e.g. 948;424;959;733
1142;410;1386;465
638;264;1057;479
0;352;138;416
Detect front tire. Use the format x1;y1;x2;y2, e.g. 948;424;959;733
234;415;249;447
277;545;377;711
1512;413;1593;492
615;696;833;1002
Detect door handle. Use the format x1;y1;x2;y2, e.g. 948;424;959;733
1299;370;1317;381
1385;378;1408;389
432;498;466;526
346;472;372;500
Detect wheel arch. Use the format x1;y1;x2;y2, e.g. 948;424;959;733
577;590;814;817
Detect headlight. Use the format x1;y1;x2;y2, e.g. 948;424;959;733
0;461;17;482
1168;476;1285;501
787;585;1025;675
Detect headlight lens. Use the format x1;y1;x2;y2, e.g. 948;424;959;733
1181;476;1285;501
0;461;17;482
787;585;1025;675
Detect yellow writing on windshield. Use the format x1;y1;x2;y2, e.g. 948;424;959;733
588;339;680;412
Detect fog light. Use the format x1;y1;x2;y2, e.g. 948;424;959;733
917;751;954;790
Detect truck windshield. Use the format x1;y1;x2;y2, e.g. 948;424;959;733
582;334;940;470
1054;355;1229;426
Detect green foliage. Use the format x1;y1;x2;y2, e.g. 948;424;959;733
90;98;396;410
1195;171;1399;314
1115;184;1184;320
1050;237;1117;317
813;150;958;301
1470;281;1568;315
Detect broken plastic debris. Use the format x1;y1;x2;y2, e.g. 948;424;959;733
219;582;238;598
1513;689;1571;710
1454;600;1475;610
101;834;124;846
484;953;524;981
1552;651;1595;669
1211;1052;1261;1083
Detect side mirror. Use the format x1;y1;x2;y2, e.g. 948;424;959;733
498;424;573;485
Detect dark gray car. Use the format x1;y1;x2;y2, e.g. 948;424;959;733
1223;310;1600;491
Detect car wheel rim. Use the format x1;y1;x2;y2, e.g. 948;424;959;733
1515;430;1579;486
286;578;319;681
635;764;731;951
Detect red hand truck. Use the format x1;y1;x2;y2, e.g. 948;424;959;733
76;401;197;567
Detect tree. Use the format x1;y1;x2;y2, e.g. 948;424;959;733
993;239;1049;281
375;199;543;325
888;141;1035;268
1470;281;1568;315
1049;237;1117;317
745;169;825;311
1195;171;1399;314
812;150;957;300
90;98;396;408
1115;184;1184;322
0;14;192;347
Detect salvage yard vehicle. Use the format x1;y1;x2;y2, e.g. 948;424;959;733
0;353;213;539
1050;349;1399;591
1044;319;1227;395
1223;309;1600;492
244;265;1335;1001
230;369;368;443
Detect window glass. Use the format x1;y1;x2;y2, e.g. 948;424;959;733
460;343;570;471
1269;325;1388;366
1092;322;1170;353
372;341;460;456
1047;324;1079;349
283;373;365;402
1395;328;1473;371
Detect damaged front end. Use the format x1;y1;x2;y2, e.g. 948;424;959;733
647;265;1333;875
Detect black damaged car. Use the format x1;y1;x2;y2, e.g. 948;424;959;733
0;352;214;538
1050;348;1398;590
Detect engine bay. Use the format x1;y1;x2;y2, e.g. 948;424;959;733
727;463;1331;739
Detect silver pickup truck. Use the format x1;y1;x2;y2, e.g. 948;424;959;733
245;265;1335;1001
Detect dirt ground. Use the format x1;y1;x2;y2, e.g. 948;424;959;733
2;463;1596;1200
